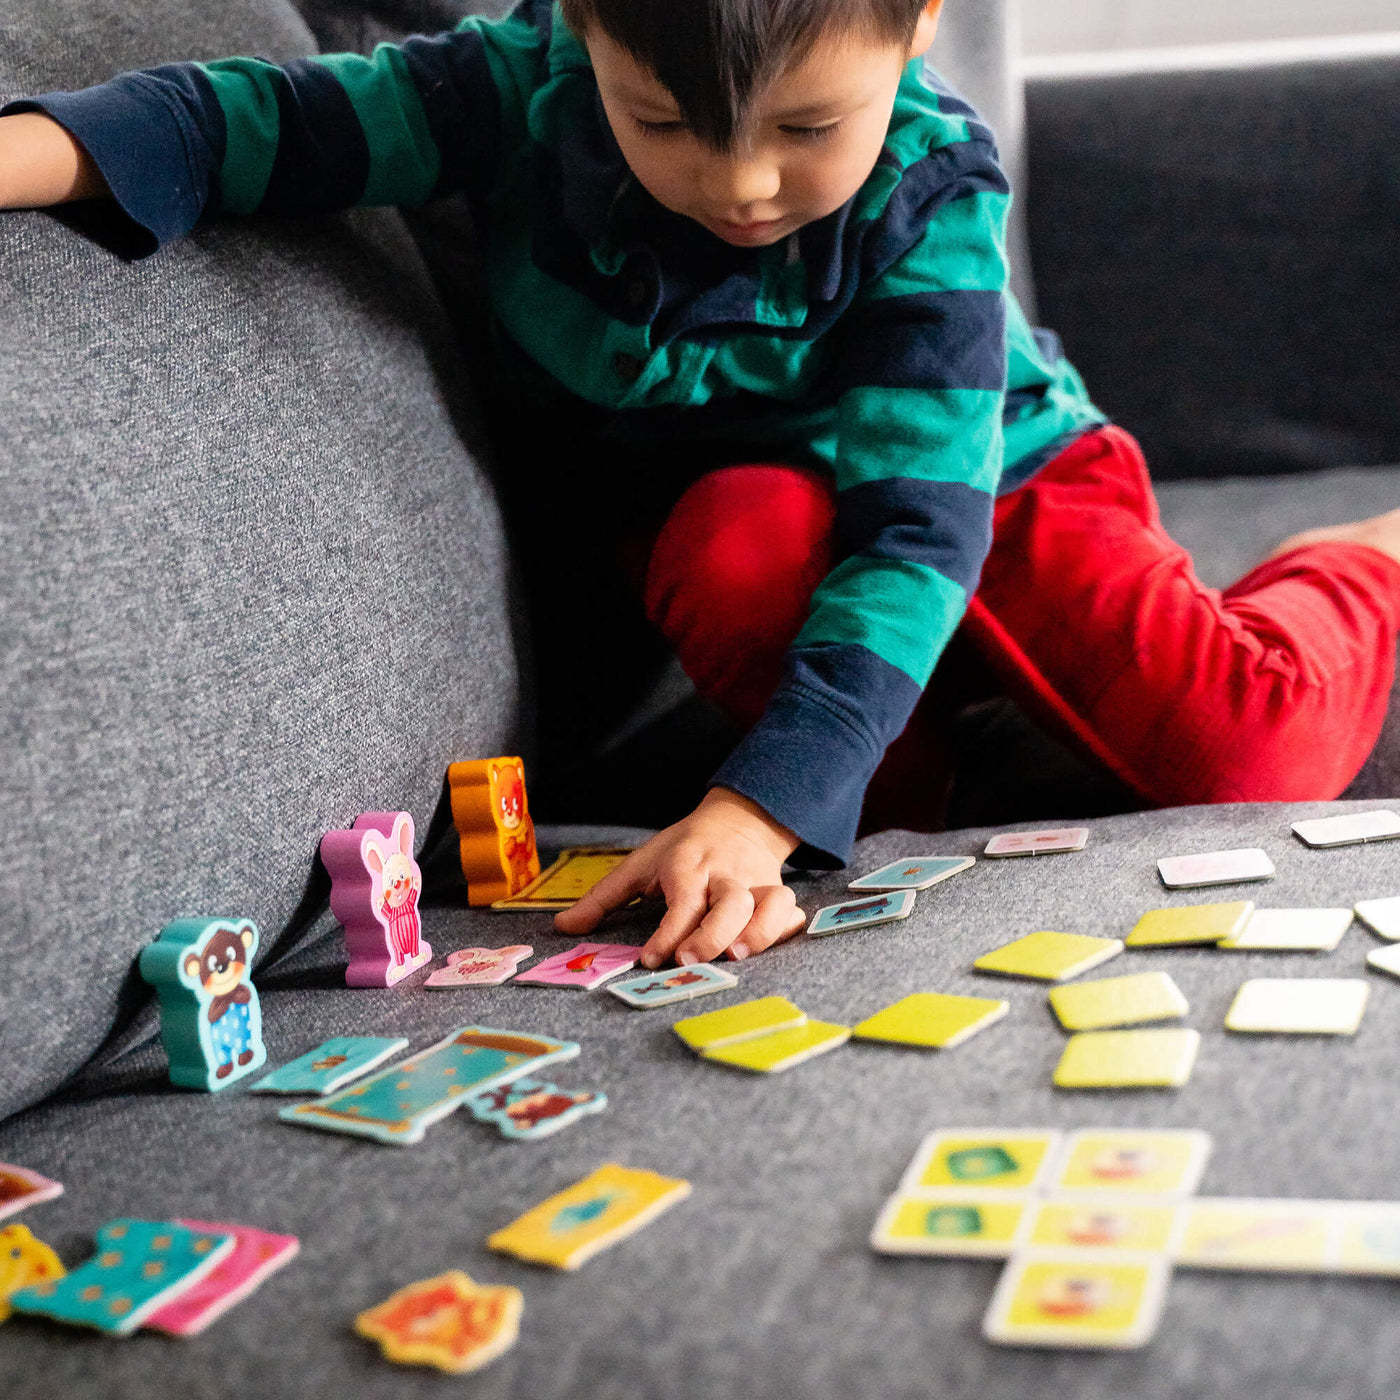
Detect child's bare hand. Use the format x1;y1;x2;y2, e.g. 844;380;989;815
553;787;806;968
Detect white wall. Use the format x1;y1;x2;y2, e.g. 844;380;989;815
1022;0;1400;55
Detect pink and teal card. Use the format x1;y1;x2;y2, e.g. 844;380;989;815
144;1221;299;1336
513;943;642;990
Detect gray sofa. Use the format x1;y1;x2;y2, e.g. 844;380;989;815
3;1;1399;1396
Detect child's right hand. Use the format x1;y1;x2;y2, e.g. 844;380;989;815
0;112;107;210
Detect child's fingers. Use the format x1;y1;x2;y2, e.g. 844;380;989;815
553;853;654;935
638;876;713;968
667;878;757;967
724;885;806;960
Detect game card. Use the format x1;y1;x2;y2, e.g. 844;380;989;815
465;1077;607;1141
1050;1130;1212;1197
1291;810;1400;848
512;943;642;989
983;1251;1172;1349
851;992;1008;1050
252;1036;409;1096
1176;1199;1334;1272
902;1130;1061;1192
871;1191;1032;1256
426;945;534;988
808;889;916;937
1023;1199;1185;1254
700;1020;851;1073
1048;972;1189;1032
1125;902;1254;947
1354;895;1400;940
1224;978;1369;1035
144;1221;299;1336
1053;1028;1200;1089
1367;944;1400;980
848;855;974;891
0;1162;63;1222
607;963;738;1009
1218;907;1353;952
984;828;1090;858
488;1163;690;1270
1157;847;1275;888
280;1026;580;1146
672;996;806;1051
491;847;635;910
1332;1203;1400;1275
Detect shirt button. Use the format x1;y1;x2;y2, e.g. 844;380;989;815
613;352;645;384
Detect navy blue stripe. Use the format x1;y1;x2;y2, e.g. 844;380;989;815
826;289;1006;396
401;27;504;207
837;477;992;595
259;59;369;218
997;424;1104;496
712;642;924;866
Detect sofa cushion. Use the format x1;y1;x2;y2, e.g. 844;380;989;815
4;803;1400;1397
0;0;522;1120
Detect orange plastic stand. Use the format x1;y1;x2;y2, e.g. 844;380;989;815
447;757;541;905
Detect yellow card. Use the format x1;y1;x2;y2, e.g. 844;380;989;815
1176;1198;1333;1272
983;1252;1172;1349
1050;1129;1212;1196
1052;1029;1200;1089
1224;978;1369;1035
487;1163;691;1271
1048;971;1189;1032
672;996;806;1052
902;1130;1061;1191
852;993;1008;1049
353;1271;523;1374
491;847;634;910
1024;1198;1184;1253
1333;1204;1400;1275
1125;901;1254;947
974;931;1123;982
871;1191;1031;1256
700;1020;850;1072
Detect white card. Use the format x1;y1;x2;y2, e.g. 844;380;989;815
809;888;916;937
985;828;1090;858
848;855;975;891
1292;810;1400;848
1366;945;1400;980
1224;978;1369;1035
1157;848;1275;889
1356;896;1400;940
1218;908;1354;952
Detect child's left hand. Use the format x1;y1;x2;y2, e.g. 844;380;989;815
553;787;806;968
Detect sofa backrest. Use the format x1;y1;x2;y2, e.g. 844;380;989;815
0;0;524;1121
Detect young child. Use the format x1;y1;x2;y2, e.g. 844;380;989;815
3;0;1398;975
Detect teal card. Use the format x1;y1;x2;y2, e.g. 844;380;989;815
252;1035;409;1096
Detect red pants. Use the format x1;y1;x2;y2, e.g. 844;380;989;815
642;426;1400;821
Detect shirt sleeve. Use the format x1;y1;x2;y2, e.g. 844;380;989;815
0;3;551;258
713;134;1010;868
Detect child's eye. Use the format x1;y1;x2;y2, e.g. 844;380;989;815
634;117;685;136
781;121;842;142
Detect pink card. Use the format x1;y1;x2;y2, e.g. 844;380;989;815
426;945;534;988
321;811;433;987
144;1221;299;1337
1157;847;1275;889
985;828;1090;858
513;943;642;990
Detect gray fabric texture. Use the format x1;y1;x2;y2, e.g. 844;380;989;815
5;802;1400;1398
0;0;524;1121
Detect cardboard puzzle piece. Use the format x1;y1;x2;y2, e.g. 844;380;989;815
1291;810;1400;848
355;1271;523;1374
901;1131;1063;1192
1048;972;1189;1032
1049;1130;1212;1197
974;931;1123;983
144;1221;299;1336
0;1162;63;1223
984;828;1089;858
672;996;806;1052
1125;902;1254;947
321;812;432;988
848;855;975;892
512;943;642;990
488;1164;691;1270
700;1020;851;1073
10;1219;233;1336
1157;847;1275;889
1022;1199;1185;1254
1355;895;1400;940
607;964;738;1009
139;918;268;1091
492;846;634;911
253;1036;409;1096
426;946;534;988
1053;1029;1201;1089
871;1192;1033;1257
0;1224;65;1322
280;1026;579;1146
808;889;916;937
852;993;1008;1050
1224;978;1369;1035
466;1077;607;1141
1218;907;1354;952
448;757;540;906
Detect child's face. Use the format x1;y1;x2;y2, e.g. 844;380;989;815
588;6;942;249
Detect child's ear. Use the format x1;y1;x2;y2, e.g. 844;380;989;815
908;0;944;59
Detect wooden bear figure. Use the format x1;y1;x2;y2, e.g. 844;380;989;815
139;918;267;1091
447;756;541;906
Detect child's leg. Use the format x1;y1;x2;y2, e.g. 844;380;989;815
965;426;1400;804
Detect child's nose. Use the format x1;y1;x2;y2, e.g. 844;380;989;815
708;154;780;209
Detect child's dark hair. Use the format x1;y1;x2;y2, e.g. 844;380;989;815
560;0;930;149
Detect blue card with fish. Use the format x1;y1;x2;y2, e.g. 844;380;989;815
809;888;916;937
848;855;975;892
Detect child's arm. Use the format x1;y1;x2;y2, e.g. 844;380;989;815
0;112;107;208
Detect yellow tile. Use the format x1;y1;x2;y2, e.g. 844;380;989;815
871;1191;1031;1256
903;1131;1061;1191
974;931;1123;982
700;1020;850;1073
1025;1198;1183;1253
984;1253;1172;1348
672;996;805;1052
852;993;1008;1049
1051;1129;1212;1196
487;1164;690;1270
1177;1199;1331;1271
1052;1028;1200;1089
1125;902;1253;947
1048;972;1189;1032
